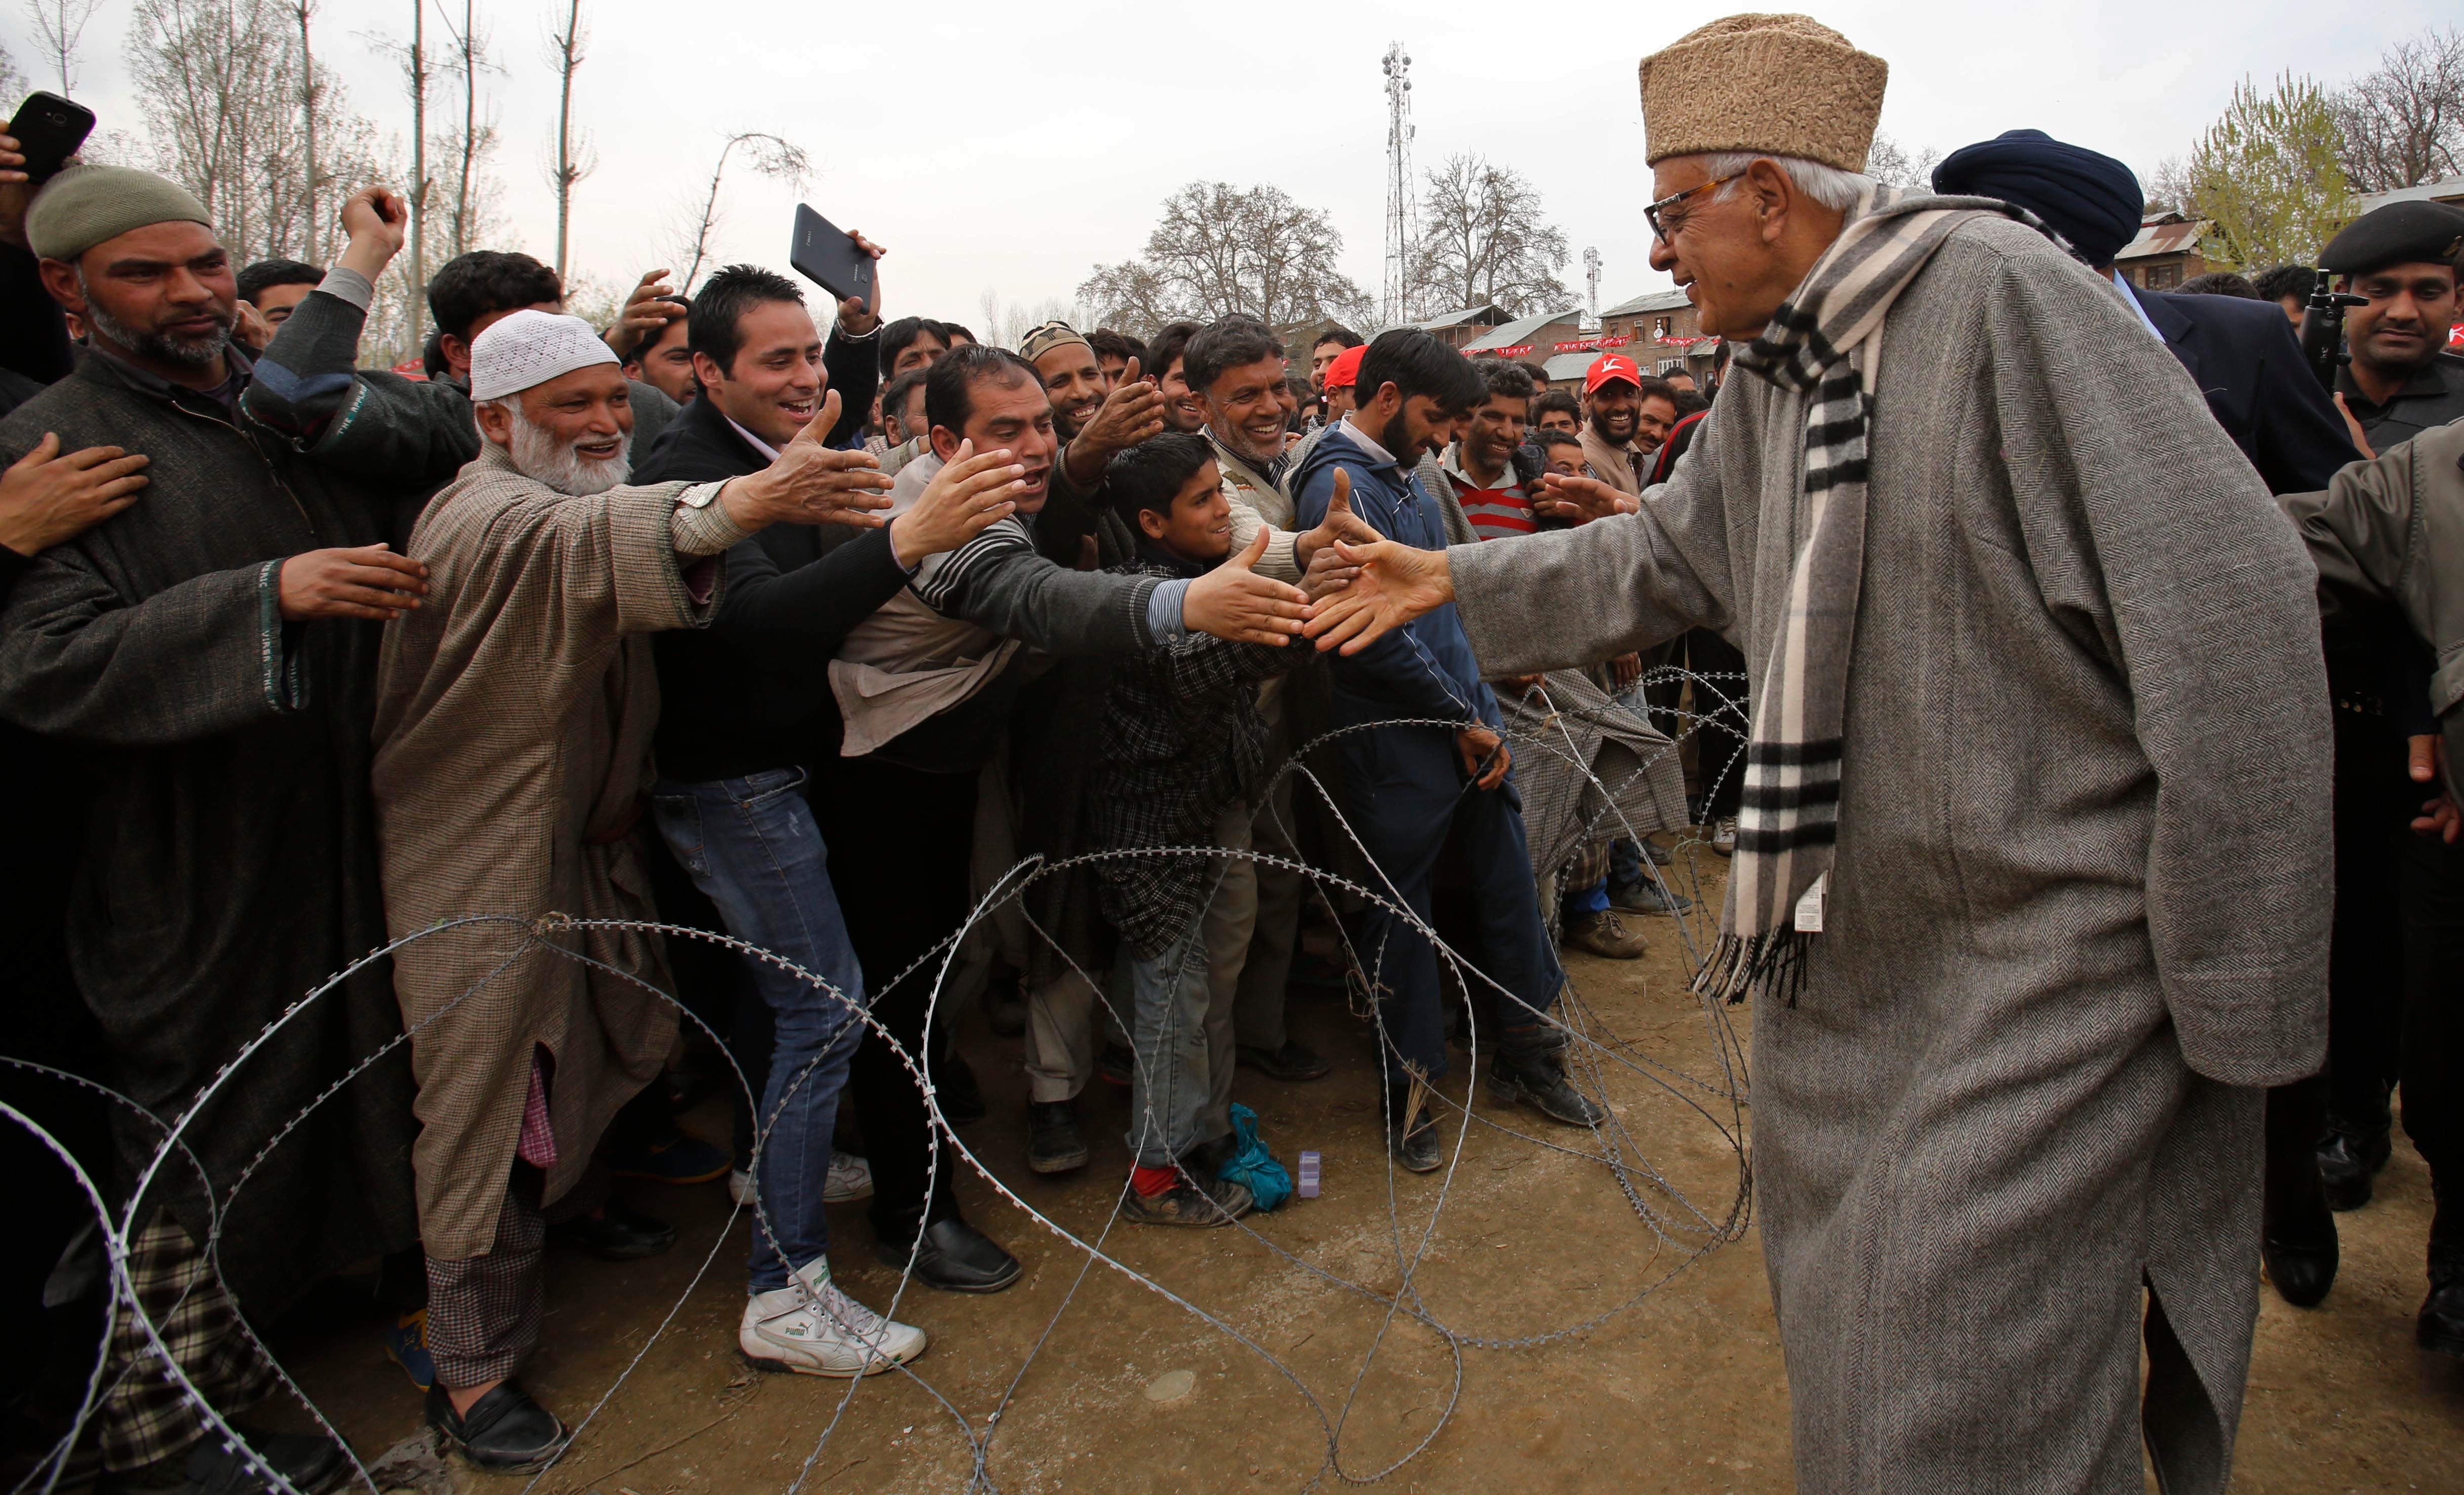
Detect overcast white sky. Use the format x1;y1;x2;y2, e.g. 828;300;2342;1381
8;1;2453;327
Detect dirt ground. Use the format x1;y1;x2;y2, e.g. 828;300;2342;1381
268;848;2464;1494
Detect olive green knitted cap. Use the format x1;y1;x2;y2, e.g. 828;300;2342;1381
26;165;214;262
1637;15;1889;173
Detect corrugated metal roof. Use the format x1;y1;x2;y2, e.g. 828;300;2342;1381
1413;304;1505;330
1600;288;1691;318
2114;217;2207;261
1460;306;1581;353
1540;352;1597;382
2359;175;2464;211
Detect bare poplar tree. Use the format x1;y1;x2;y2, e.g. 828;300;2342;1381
434;0;499;258
2331;26;2464;191
128;0;381;261
542;0;595;279
1409;154;1573;317
406;0;428;346
296;0;320;261
0;40;25;104
24;0;103;94
671;131;809;292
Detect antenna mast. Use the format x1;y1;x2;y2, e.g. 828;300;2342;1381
1583;246;1603;331
1381;43;1415;327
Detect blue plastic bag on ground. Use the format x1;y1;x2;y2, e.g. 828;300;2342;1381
1217;1101;1293;1211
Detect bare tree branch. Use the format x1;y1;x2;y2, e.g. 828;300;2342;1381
542;0;595;279
24;0;103;94
671;131;809;294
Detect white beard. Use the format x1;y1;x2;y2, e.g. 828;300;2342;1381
506;409;632;495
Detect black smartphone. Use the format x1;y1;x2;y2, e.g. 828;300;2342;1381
8;92;96;182
789;204;874;312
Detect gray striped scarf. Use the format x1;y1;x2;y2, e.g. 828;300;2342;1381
1696;187;2062;1004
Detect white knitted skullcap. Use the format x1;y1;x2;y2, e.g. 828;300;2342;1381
468;309;620;402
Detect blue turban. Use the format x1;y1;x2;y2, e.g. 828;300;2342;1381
1931;129;2144;267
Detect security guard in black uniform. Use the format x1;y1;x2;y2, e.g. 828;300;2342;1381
2295;201;2464;1339
2327;199;2464;450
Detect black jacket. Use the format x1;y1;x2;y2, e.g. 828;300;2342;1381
638;391;910;780
2337;352;2464;452
2130;283;2360;496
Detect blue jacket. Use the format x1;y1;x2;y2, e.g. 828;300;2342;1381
1290;423;1501;734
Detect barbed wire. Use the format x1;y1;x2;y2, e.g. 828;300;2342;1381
3;662;1759;1495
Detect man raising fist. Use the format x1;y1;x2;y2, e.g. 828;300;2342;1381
0;168;475;1495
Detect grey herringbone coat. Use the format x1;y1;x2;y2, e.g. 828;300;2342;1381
1448;216;2331;1493
373;446;717;1256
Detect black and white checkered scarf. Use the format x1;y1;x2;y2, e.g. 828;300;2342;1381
1696;187;2064;1004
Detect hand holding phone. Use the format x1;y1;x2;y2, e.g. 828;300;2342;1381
7;93;97;183
789;205;877;317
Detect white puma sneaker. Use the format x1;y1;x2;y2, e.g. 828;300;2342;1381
739;1262;926;1378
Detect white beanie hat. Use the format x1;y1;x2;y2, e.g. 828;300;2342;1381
468;308;620;402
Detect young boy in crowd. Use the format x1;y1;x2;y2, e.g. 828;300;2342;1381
1088;433;1309;1225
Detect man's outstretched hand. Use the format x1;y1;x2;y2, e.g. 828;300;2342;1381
722;392;896;531
892;439;1024;566
1063;356;1164;487
1536;470;1638;525
1184;524;1310;646
1291;468;1379;576
1301;535;1454;654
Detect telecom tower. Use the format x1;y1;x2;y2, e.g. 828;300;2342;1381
1583;246;1603;332
1381;44;1415;328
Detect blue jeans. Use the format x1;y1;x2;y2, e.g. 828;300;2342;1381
651;768;865;1292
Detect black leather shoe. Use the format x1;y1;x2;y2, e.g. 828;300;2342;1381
877;1216;1022;1293
1237;1039;1332;1082
1389;1103;1442;1173
931;1053;986;1126
2262;1230;2339;1308
1027;1101;1088;1174
547;1197;675;1261
2319;1124;2392;1212
2420;1268;2464;1357
426;1382;569;1472
1487;1047;1608;1127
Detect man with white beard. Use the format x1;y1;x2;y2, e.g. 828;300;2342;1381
371;310;918;1470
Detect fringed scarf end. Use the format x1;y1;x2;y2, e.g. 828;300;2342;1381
1691;929;1812;1006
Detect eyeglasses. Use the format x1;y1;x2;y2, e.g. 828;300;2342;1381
1645;171;1746;244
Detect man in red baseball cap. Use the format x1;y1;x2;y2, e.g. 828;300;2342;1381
1322;342;1366;424
1579;352;1675;497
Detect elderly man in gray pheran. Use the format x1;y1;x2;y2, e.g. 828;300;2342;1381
1305;15;2331;1494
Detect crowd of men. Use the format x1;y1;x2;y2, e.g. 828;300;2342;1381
2;11;2463;1492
